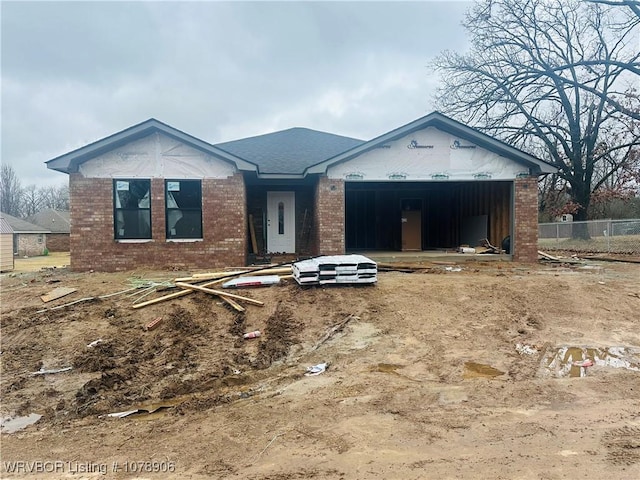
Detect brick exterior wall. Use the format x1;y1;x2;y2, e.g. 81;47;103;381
17;234;47;257
46;233;70;252
314;177;345;255
512;176;539;263
69;173;246;272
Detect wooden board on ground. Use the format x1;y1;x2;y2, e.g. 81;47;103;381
41;287;77;303
175;282;265;306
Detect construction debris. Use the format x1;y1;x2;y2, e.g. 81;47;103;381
144;317;163;331
223;275;281;288
538;251;584;264
31;366;73;376
292;255;377;286
174;266;292;283
174;282;264;306
479;238;505;254
515;343;540;356
243;330;261;339
40;287;77;303
305;362;328;376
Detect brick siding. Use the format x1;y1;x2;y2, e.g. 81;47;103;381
314;177;345;255
46;233;70;252
17;234;47;257
69;173;246;272
512;176;539;263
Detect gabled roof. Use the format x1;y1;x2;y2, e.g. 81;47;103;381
0;217;14;234
306;111;556;175
27;209;70;234
215;128;364;176
46;118;256;174
0;212;50;234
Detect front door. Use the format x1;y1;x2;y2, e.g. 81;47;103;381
267;191;295;253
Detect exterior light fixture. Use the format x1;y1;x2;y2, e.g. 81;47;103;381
431;173;449;180
388;173;407;180
473;172;492;179
345;172;364;180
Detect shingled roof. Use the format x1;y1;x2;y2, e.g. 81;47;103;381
0;212;50;233
215;127;364;175
27;209;70;234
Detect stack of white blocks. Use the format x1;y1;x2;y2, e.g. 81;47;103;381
293;255;377;286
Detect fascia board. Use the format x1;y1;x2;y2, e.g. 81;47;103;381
46;120;257;174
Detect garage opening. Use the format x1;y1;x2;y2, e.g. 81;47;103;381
345;181;512;251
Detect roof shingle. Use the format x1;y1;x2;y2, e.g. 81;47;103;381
0;212;51;233
215;127;364;175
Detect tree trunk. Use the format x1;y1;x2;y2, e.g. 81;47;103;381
571;187;592;240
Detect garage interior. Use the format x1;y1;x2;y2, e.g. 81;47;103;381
345;181;512;252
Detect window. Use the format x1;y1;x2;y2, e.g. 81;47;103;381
278;201;285;234
113;179;151;239
165;180;202;239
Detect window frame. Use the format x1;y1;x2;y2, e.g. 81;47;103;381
113;179;152;240
165;179;203;240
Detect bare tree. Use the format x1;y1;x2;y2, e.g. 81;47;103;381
433;0;640;237
1;164;23;216
21;184;43;217
39;184;69;211
589;0;640;20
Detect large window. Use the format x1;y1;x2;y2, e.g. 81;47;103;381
114;179;151;239
165;180;202;239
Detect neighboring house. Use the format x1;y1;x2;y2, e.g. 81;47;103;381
46;112;556;272
0;217;14;271
0;212;50;257
27;209;71;251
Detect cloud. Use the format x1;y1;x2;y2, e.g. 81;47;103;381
1;1;471;186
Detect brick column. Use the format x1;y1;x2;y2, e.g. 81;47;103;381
69;173;113;271
513;176;539;263
314;177;345;255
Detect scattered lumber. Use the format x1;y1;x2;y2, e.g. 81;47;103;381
174;282;264;306
538;250;561;261
173;270;247;283
174;267;292;283
37;286;142;313
132;277;228;309
41;287;77;303
479;238;505;254
538;250;584;264
220;296;246;312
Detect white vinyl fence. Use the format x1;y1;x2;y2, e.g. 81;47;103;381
539;219;640;254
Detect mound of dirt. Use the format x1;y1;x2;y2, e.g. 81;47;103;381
2;261;640;479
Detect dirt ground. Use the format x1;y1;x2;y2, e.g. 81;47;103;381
1;256;639;479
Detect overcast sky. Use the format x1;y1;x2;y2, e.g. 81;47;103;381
1;1;471;187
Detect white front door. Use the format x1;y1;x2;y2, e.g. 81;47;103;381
267;191;295;253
